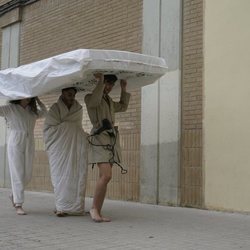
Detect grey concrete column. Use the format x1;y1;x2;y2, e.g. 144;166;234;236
0;100;7;187
140;0;182;205
140;0;161;204
0;22;20;187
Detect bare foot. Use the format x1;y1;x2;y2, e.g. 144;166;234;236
101;216;111;222
89;208;103;223
56;211;68;217
15;206;26;215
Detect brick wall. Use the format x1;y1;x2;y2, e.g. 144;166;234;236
0;0;142;201
0;0;10;5
181;0;203;207
20;0;142;64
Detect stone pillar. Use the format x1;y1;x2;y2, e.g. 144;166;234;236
140;0;182;205
0;8;21;187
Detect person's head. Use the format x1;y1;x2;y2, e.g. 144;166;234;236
10;97;38;114
103;75;117;95
61;87;77;108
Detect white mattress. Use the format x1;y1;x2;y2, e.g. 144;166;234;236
0;49;168;99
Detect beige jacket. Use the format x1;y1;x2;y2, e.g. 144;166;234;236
85;82;130;164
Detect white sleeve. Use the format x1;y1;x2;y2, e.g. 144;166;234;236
37;101;47;118
0;105;12;117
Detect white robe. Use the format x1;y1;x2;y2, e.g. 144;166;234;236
44;97;88;214
0;103;47;205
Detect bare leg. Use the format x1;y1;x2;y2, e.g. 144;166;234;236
90;163;112;222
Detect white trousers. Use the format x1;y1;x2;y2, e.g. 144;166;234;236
7;133;34;205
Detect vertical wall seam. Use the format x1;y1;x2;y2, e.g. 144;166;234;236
179;0;184;206
156;0;162;204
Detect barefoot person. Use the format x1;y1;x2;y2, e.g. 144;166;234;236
44;87;88;217
85;73;130;222
0;97;47;215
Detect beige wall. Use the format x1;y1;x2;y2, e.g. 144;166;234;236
204;0;250;212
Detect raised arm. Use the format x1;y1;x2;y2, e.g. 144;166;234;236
84;73;105;108
113;79;131;112
36;97;47;118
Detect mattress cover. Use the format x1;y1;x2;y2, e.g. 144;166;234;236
0;49;168;99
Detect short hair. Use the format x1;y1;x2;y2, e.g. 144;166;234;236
61;87;77;93
104;74;117;84
9;99;21;104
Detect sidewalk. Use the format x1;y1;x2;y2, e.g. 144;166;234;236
0;188;250;250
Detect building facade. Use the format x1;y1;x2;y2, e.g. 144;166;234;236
0;0;143;202
0;0;250;213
